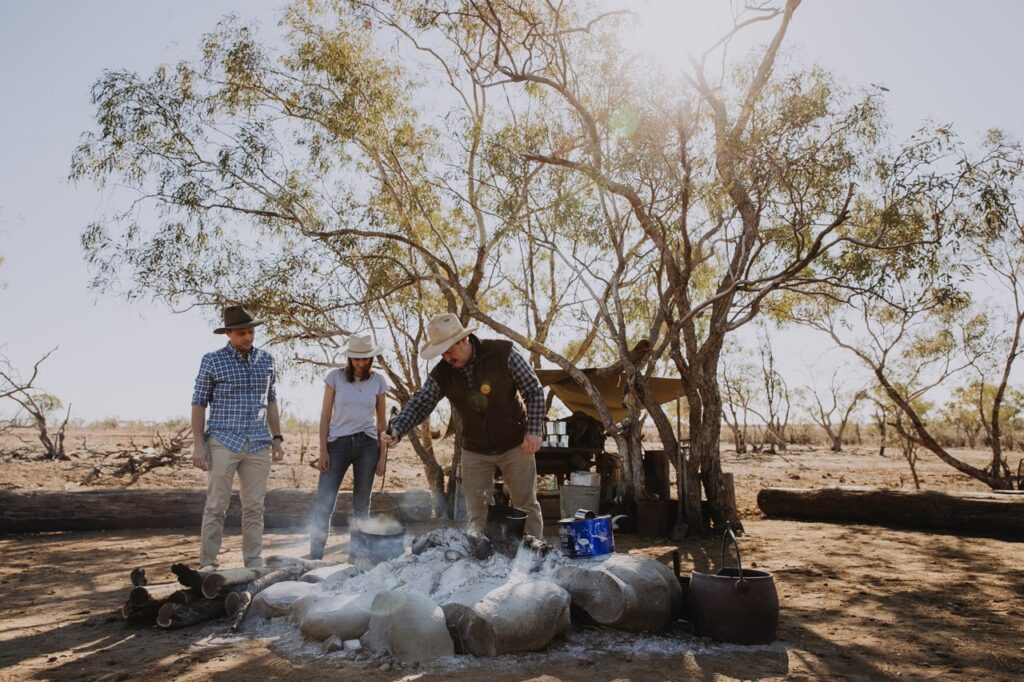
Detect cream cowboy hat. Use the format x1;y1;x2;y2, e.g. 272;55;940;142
421;313;476;360
340;333;385;359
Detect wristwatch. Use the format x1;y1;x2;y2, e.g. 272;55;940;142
272;434;284;442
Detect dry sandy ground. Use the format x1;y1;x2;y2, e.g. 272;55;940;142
1;429;1022;681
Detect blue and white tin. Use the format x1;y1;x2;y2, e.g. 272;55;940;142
559;512;615;558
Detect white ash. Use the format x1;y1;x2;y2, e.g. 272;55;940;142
238;528;744;670
322;530;563;606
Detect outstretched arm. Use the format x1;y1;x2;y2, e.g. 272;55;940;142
381;377;444;444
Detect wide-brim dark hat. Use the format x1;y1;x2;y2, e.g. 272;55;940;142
214;305;264;334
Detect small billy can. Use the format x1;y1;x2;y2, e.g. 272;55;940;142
559;510;614;558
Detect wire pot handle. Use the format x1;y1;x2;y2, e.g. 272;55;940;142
720;521;747;590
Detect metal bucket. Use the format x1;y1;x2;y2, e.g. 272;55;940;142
349;526;406;564
559;510;615;558
688;525;778;644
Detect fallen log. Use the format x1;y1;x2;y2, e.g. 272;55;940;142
757;486;1024;539
157;597;226;629
0;488;356;532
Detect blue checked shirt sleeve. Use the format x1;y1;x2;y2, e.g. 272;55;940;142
391;376;444;438
191;354;214;407
508;349;545;435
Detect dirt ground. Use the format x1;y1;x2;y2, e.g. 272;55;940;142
1;428;1022;681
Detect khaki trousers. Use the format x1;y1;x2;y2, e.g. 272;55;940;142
199;438;272;568
461;443;543;538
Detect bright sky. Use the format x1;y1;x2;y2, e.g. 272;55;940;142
1;1;1022;423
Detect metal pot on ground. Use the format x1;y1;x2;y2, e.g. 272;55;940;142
348;439;407;564
349;523;406;564
687;524;779;644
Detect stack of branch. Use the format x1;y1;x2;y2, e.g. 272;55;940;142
118;559;310;631
112;425;193;479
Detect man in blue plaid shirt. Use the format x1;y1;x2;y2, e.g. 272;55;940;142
382;313;547;537
191;305;285;570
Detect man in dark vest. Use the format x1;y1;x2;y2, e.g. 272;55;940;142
381;313;546;537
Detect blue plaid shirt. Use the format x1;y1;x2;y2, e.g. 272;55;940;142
191;343;277;453
392;343;545;439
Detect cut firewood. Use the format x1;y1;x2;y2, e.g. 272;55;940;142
201;567;275;599
225;565;304;631
122;598;164;625
156;597;226;629
130;567;147;587
171;562;207;591
225;591;252;619
128;583;187;607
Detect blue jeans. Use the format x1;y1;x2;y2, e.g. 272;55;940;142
309;432;379;558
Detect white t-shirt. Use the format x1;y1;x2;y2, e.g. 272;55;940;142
324;368;389;440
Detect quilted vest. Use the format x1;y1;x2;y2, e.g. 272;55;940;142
429;337;526;454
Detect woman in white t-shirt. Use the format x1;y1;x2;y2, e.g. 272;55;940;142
309;334;390;559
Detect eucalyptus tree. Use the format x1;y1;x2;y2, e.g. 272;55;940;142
72;5;487;508
802;369;866;452
417;0;898;531
792;131;1024;490
72;1;611;510
720;343;758;454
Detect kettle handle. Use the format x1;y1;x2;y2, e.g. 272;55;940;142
721;522;747;590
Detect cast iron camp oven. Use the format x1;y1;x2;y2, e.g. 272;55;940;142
688;524;779;644
349;525;406;564
484;504;528;542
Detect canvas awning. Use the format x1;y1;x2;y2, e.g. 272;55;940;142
535;369;686;422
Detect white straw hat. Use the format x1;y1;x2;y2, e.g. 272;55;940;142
341;333;384;359
421;313;476;360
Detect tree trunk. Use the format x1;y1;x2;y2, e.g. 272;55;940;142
757;486;1024;539
692;362;743;533
635;380;683;532
407;424;447;518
